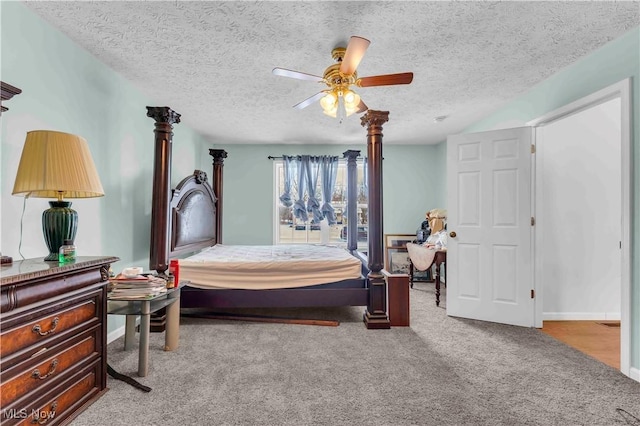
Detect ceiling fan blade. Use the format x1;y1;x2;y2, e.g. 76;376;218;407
339;36;371;75
293;91;326;110
357;72;414;87
273;67;324;82
356;99;368;113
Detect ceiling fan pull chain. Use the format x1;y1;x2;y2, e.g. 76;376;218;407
337;95;347;124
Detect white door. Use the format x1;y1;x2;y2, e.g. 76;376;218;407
446;127;534;327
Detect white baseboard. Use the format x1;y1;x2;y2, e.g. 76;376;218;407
630;366;640;383
107;325;126;345
107;315;140;344
543;312;621;321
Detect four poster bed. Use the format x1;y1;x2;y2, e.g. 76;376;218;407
146;106;395;328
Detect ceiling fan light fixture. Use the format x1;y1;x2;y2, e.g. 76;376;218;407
343;89;356;104
323;105;338;118
320;92;337;111
320;89;361;118
343;90;361;110
345;106;358;117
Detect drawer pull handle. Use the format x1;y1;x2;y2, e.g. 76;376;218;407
31;401;57;424
32;317;59;336
31;359;59;380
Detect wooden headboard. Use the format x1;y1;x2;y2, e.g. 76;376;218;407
170;170;217;257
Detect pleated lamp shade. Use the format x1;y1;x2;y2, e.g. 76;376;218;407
12;130;104;199
12;130;104;261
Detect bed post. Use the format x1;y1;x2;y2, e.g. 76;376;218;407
209;149;227;244
147;106;181;274
361;110;390;329
342;150;361;253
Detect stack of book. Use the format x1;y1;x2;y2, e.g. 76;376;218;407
108;274;167;299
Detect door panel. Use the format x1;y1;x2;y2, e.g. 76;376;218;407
458;244;480;298
458;172;481;225
493;245;517;303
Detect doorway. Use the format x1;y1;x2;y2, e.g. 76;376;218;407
540;320;620;369
528;78;632;377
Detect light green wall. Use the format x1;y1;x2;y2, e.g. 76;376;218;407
1;2;210;335
432;140;447;208
459;27;640;372
214;144;443;245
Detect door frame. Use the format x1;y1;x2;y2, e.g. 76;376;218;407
526;78;632;377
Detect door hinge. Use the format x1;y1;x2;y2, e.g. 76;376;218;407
531;217;535;226
531;289;535;299
531;144;536;154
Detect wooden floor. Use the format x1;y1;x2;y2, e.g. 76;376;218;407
540;320;620;370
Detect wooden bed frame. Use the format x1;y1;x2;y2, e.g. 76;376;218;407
146;106;393;329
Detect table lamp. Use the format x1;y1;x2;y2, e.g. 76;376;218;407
12;130;104;261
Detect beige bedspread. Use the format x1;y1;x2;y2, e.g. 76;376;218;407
179;244;362;290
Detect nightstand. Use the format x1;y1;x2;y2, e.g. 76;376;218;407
107;282;183;377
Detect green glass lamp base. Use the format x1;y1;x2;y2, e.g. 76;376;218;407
42;201;78;261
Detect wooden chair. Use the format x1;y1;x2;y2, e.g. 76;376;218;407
407;242;447;306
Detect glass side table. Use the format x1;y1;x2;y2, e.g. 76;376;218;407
107;282;185;377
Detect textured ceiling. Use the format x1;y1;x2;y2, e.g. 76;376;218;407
24;1;639;145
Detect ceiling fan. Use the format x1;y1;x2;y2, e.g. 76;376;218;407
272;36;413;120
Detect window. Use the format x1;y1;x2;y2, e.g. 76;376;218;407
274;159;368;249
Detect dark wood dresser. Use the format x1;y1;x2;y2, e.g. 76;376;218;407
1;256;118;426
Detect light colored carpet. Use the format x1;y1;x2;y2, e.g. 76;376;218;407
72;282;640;425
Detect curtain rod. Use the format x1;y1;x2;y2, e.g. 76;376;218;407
267;155;376;161
267;155;366;160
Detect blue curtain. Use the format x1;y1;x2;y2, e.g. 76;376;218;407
279;155;294;207
306;156;323;223
289;155;339;224
293;156;308;222
320;156;339;224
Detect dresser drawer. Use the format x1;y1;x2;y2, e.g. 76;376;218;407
1;360;103;426
0;289;102;369
1;327;101;408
